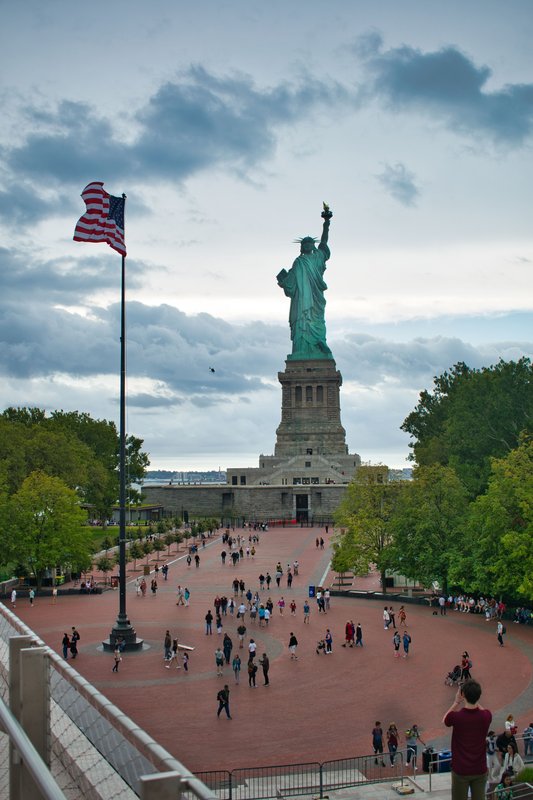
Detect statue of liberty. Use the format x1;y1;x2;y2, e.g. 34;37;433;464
277;203;333;360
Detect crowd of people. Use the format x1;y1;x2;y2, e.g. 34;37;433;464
81;521;532;787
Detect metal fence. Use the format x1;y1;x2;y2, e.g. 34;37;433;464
0;604;216;800
196;751;408;800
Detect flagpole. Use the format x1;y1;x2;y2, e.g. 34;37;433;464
105;192;143;651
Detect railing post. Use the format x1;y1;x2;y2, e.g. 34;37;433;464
319;762;324;799
139;771;182;799
9;635;34;800
228;770;233;800
20;646;50;799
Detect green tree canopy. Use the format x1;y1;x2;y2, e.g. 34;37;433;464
453;434;533;598
401;359;533;497
3;471;90;586
387;465;469;594
0;407;150;518
333;466;403;588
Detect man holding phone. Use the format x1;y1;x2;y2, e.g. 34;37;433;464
443;679;492;800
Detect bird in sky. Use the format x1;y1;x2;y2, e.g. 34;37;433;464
209;367;215;373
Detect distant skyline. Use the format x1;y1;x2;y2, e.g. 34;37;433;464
1;1;532;470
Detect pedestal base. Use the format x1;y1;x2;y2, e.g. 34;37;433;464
102;620;144;652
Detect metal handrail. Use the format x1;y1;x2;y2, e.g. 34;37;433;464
0;604;216;800
0;696;67;800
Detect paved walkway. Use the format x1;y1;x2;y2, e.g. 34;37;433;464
5;526;533;783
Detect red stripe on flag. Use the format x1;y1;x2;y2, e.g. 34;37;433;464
74;181;126;256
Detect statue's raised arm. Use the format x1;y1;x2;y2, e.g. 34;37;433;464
277;203;334;361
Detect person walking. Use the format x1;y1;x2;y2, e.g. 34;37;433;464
486;731;499;782
163;630;172;662
62;632;70;660
290;599;297;616
388;606;396;628
398;606;407;627
237;622;247;648
278;596;285;616
372;721;386;767
216;685;231;718
51;586;58;604
10;589;16;609
248;638;257;660
184;587;190;606
223;633;233;664
355;623;363;647
29;588;35;606
443;680;492;800
405;724;425;769
215;647;225;677
343;621;355;647
303;600;310;623
387;723;399;766
112;647;122;672
402;631;412;658
194;553;200;568
393;631;401;658
325;628;333;653
383;606;391;630
460;651;472;681
168;638;180;669
259;652;270;685
182;651;189;672
205;609;213;635
232;654;241;684
497;620;505;647
288;632;299;659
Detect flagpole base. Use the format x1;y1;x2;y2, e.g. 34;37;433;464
102;615;144;651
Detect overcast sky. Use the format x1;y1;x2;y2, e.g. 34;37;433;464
1;0;532;470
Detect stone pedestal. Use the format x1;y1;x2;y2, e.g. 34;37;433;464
275;358;348;457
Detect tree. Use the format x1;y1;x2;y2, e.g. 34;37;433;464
152;538;166;561
402;359;533;497
333;467;403;589
454;434;533;598
95;555;115;585
387;465;469;594
2;471;90;587
0;408;150;518
128;541;144;571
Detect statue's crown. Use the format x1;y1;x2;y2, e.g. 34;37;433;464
294;236;318;245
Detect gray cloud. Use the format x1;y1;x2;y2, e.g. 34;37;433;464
356;33;533;145
3;67;347;196
375;162;419;206
0;296;285;401
0;249;145;302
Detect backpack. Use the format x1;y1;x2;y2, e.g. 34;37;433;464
217;690;225;702
502;625;507;634
467;659;473;669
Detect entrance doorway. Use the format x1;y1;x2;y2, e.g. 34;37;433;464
295;494;309;523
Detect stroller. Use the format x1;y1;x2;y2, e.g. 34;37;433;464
445;665;462;686
316;639;326;655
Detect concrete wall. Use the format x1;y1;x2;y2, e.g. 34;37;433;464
142;483;349;522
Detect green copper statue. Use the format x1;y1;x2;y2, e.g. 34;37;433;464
277;203;333;360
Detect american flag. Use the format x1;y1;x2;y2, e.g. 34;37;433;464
73;182;126;256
